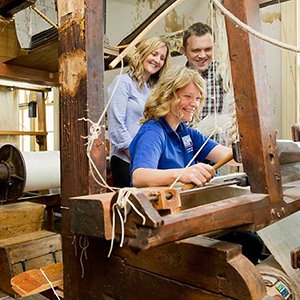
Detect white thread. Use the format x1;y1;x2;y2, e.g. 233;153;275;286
211;0;300;53
169;128;217;189
169;0;220;189
211;0;218;131
79;59;124;192
40;269;61;300
108;188;146;257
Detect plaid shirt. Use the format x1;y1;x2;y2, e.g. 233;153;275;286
199;61;224;145
199;61;224;119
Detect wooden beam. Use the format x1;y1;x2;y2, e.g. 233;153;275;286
57;0;106;298
69;179;300;250
11;262;63;297
0;131;47;136
118;0;177;47
281;0;298;139
259;0;291;8
0;0;35;17
0;63;58;86
224;0;283;203
36;92;47;151
116;236;266;299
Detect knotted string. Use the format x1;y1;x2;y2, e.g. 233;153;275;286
108;188;146;257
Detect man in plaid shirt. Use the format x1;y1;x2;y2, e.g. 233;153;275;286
182;22;224;142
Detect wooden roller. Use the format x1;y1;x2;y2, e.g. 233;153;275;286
181;152;234;191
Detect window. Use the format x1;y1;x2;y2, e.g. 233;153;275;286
18;89;55;151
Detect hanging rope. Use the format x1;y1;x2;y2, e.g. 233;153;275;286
108;188;146;257
40;269;61;300
169;128;217;189
169;0;220;189
211;0;300;53
79;59;125;192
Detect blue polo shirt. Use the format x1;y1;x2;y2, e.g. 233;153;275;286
129;117;218;175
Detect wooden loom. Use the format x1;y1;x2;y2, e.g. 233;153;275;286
56;0;300;299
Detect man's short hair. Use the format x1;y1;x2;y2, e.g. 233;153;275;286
183;22;212;48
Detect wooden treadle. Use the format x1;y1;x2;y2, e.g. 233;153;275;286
10;262;63;297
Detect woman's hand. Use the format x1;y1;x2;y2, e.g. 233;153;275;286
179;163;215;187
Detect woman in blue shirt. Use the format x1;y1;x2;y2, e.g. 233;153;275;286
130;66;264;266
108;37;170;187
130;65;233;188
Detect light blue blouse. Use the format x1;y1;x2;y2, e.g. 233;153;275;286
107;73;150;163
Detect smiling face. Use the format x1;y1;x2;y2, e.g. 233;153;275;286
182;33;213;73
177;83;201;122
142;46;168;81
166;82;201;130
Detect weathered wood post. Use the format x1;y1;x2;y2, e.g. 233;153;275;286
224;0;283;203
57;0;106;298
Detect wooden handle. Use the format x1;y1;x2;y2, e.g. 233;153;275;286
182;183;197;191
212;152;233;170
181;153;234;191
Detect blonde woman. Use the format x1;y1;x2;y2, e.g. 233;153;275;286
129;65;233;188
108;37;170;187
130;66;264;266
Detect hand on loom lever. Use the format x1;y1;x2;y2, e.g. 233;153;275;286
179;163;215;188
182;152;234;191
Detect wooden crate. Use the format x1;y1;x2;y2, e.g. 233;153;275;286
0;231;62;297
0;202;45;239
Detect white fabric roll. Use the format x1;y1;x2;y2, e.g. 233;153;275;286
23;151;60;192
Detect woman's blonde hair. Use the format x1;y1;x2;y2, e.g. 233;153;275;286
129;37;170;90
141;65;206;123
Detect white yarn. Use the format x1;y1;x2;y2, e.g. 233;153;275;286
212;0;300;53
40;269;61;300
108;188;146;257
192;114;232;137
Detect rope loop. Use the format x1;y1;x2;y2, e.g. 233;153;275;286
108;188;146;257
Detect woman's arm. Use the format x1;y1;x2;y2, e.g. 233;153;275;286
132;163;215;187
107;76;133;150
206;144;240;166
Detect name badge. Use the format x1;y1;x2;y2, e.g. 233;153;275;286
182;135;193;153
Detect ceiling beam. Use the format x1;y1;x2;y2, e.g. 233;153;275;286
0;63;58;86
259;0;290;8
0;0;36;18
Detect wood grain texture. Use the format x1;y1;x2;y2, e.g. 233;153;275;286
0;63;58;86
0;231;61;297
69;180;300;251
71;236;266;299
11;262;63;297
0;202;45;239
224;0;283;203
117;236;266;299
57;0;106;298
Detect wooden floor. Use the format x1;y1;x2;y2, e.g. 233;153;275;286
0;290;48;299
